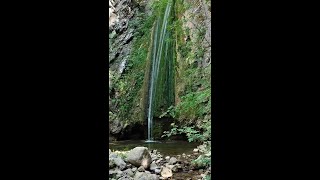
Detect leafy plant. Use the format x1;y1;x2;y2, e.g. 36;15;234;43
191;154;211;169
162;122;210;142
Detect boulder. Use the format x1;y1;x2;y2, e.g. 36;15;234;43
127;147;152;169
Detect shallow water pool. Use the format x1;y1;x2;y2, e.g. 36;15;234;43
109;140;199;156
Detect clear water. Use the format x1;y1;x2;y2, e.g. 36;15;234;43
109;140;199;157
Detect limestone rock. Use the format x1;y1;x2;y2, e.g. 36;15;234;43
138;166;145;172
134;171;158;180
127;147;152;169
160;167;172;178
113;156;126;170
168;157;177;165
149;161;158;171
123;168;134;177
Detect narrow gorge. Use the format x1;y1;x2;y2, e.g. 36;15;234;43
109;0;211;179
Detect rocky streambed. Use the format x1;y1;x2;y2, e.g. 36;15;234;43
109;144;211;180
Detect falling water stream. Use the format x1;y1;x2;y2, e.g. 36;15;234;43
146;1;173;142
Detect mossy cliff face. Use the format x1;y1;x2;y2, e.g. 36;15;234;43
163;0;211;140
109;0;212;140
109;0;155;140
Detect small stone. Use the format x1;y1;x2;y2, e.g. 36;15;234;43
193;148;199;153
172;165;178;172
187;155;191;157
167;165;175;170
123;169;134;177
151;154;158;161
132;167;137;172
199;169;204;173
138;166;145;172
155;168;161;174
150;161;158;171
109;153;117;158
168;157;177;165
150;174;159;180
115;171;123;178
165;156;170;161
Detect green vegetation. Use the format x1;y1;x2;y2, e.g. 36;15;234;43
192;154;211;169
110;10;156;125
109;0;211;178
159;0;211;144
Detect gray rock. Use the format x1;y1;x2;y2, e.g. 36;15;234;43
165;156;170;162
132;167;137;172
149;174;159;180
171;165;178;172
123;169;134;177
109;169;118;175
151;154;157;161
149;161;158;171
109;153;118;158
113;157;126;170
138;166;145;172
127;147;152;169
109;119;123;134
166;164;175;170
133;171;147;180
134;171;158;180
155;158;163;164
118;176;134;180
109;159;116;169
116;171;124;178
154;168;161;174
168;157;177;165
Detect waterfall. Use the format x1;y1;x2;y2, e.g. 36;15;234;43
146;1;173;142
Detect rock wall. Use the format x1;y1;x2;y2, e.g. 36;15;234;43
109;0;151;140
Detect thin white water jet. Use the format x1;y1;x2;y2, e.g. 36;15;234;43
147;1;172;141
